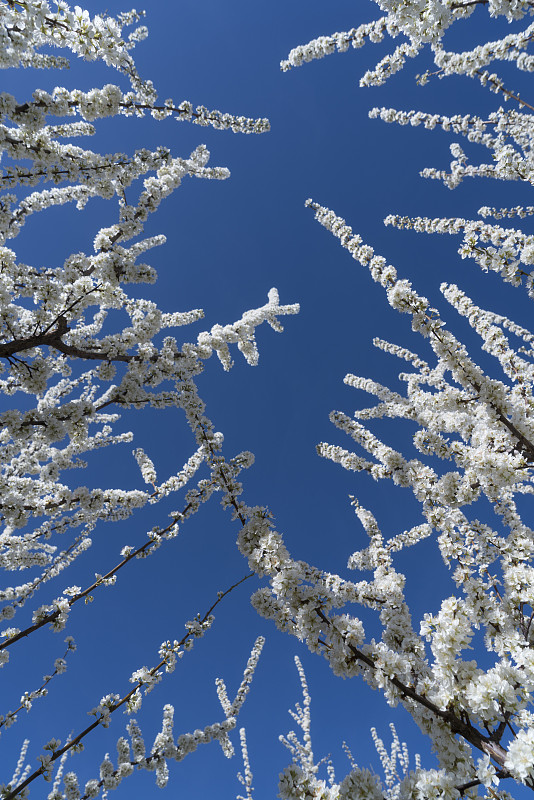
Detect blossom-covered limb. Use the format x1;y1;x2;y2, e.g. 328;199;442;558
0;638;75;732
3;575;255;800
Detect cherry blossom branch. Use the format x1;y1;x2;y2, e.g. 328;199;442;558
3;571;253;800
312;608;524;784
191;414;517;779
475;69;534;113
0;314;180;366
0;159;133;186
425;321;534;463
0;639;75;731
1;444;235;646
216;440;525;787
311;203;534;465
416;67;534;113
12;98;269;134
1;508;191;650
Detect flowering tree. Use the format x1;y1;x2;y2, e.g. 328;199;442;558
6;1;534;798
0;2;300;797
228;1;534;798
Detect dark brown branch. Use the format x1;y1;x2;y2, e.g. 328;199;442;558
0;327;130;364
0;320;68;360
0;315;181;366
313;608;522;782
451;0;488;8
48;339;131;362
0;159;132;187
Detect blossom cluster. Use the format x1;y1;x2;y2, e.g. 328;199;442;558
280;19;387;72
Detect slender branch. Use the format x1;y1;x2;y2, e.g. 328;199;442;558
420;63;534;114
0;159;133;186
456;777;484;793
12;97;267;131
427;322;534;463
0;640;74;730
475;69;534;114
39;286;104;337
1;513;187;650
1;461;223;648
3;571;253;800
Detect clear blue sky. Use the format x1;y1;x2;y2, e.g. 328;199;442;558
3;2;534;798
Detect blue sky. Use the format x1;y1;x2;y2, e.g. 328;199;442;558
3;1;534;798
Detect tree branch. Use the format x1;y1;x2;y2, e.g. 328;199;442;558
475;69;534;114
451;0;488;8
313;608;523;783
0;315;182;366
3;571;253;800
1;511;189;650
